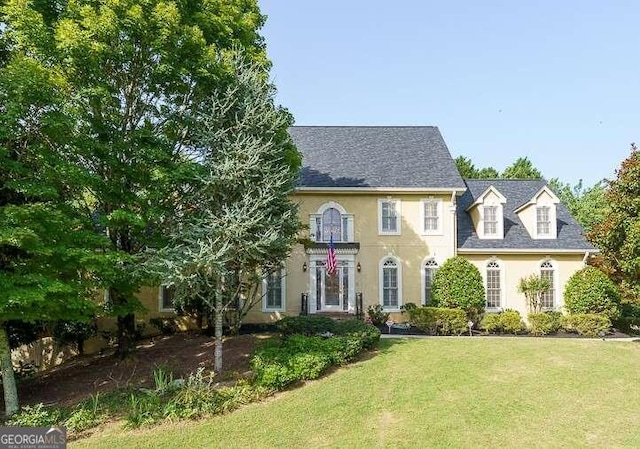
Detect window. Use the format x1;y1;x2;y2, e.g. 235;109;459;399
484;206;498;236
263;269;285;311
159;284;176;311
380;257;401;309
540;260;555;309
378;199;399;234
537;206;551;236
321;207;342;241
486;261;501;309
423;259;438;305
421;198;442;234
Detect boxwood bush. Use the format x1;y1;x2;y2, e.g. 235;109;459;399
431;257;485;319
407;307;467;335
480;310;525;334
528;312;563;335
561;313;611;337
564;266;621;320
276;315;336;336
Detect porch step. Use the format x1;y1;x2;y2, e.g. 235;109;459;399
314;312;354;321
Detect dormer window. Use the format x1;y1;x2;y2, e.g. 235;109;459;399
483;206;498;236
536;206;551;236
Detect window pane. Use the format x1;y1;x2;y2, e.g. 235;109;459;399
381;201;397;232
322;208;342;241
540;264;554;309
162;285;175;310
424;202;439;231
537;206;550;235
484;206;497;235
266;271;282;309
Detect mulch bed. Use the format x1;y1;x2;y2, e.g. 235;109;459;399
9;332;261;409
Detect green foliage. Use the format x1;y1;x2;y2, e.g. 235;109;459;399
454;156;499;179
563;266;621;319
276;316;336;336
252;330;379;390
400;302;418;314
501;157;543;179
52;319;97;354
148;318;178;335
527;312;563;336
480;310;525;334
5;403;65;427
549;179;608;233
367;304;390;326
431;257;485;317
561;314;611;337
591;143;640;303
518;274;551;313
499;310;525;335
407;307;468;336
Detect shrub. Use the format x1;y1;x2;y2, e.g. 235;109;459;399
564;267;621;320
407;307;467;336
367;304;390;326
52;319;97;355
5;404;65;427
431;257;485;318
332;320;381;349
276;315;336;336
528;312;563;336
149;317;178;335
562;314;611;337
614;302;640;334
479;313;502;334
500;309;525;335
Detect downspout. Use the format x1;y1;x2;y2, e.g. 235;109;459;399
582;251;590;266
451;191;458;257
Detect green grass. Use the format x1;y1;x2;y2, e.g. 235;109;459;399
72;338;640;448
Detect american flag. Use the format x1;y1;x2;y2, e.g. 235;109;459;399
326;235;337;276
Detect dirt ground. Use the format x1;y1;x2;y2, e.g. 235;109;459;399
14;332;261;408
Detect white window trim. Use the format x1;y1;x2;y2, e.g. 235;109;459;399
420;257;439;306
478;202;504;240
262;268;286;312
377;198;401;236
534;203;557;239
420;198;443;235
158;284;176;312
484;258;505;312
308;254;356;314
310;201;354;242
539;258;559;310
379;255;402;311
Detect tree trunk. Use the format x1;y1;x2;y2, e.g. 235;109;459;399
214;289;223;373
116;313;136;359
0;322;19;417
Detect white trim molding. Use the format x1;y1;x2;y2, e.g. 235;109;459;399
379;255;402;311
158;284;176;312
262;268;286;312
421;257;439;306
420;197;444;235
378;198;402;236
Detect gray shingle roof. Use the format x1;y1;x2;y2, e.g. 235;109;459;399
458;179;596;251
289;126;466;189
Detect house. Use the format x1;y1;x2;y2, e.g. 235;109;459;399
134;125;595;325
242;125;596;323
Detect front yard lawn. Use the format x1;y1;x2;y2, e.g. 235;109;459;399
72;338;640;448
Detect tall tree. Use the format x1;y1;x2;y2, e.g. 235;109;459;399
454;156;499;179
156;53;301;372
3;0;270;357
501;157;543;179
549;178;608;234
0;24;105;415
590;143;640;303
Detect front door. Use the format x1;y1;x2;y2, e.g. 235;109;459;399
313;260;352;312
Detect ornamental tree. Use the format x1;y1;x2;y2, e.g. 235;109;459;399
2;0;270;357
563;266;620;320
590;143;640;303
431;256;485;319
154;53;301;372
518;274;551;313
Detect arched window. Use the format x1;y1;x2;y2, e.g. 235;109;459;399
540;260;555;309
380;257;402;309
322;207;342;241
486;260;501;309
423;259;438;305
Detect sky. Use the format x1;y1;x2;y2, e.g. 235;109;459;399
258;0;640;187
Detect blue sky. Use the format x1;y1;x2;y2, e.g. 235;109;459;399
259;0;640;186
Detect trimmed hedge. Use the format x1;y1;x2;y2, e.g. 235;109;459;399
431;257;485;318
528;312;563;335
254;317;381;390
407;307;468;335
564;266;621;320
479;310;525;334
561;314;611;337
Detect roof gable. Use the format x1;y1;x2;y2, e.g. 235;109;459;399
290;126;466;190
466;185;507;211
514;185;561;213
